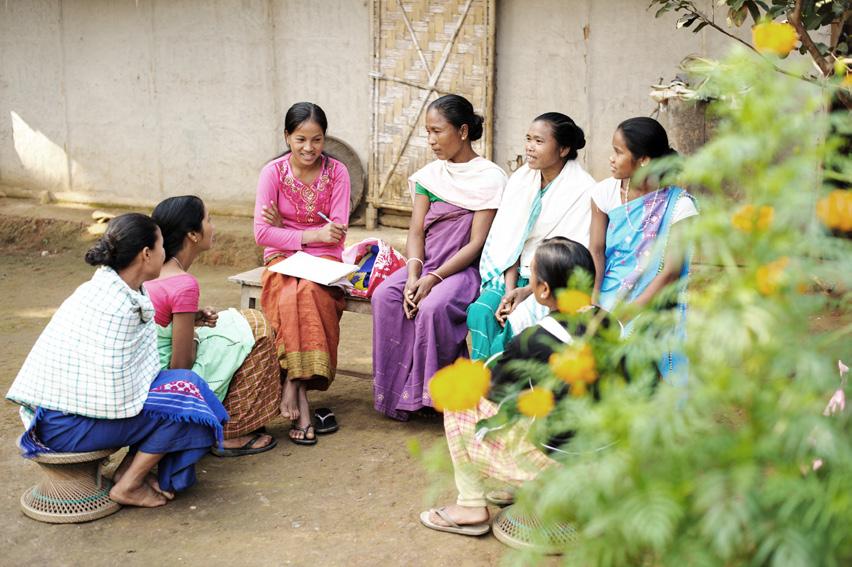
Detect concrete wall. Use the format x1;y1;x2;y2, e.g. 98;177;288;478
1;0;742;212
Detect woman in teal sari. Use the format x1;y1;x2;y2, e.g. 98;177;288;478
468;113;595;360
589;117;698;379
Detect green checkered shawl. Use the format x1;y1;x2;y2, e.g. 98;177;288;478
7;267;160;420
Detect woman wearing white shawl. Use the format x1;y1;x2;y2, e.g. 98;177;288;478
372;95;507;420
468;113;596;360
7;214;227;508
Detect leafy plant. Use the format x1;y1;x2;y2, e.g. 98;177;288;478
497;48;852;566
649;1;850;107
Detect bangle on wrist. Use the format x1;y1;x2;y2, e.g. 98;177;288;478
407;257;424;267
427;271;444;282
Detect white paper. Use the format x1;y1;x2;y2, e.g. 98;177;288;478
267;251;359;286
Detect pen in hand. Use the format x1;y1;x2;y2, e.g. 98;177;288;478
316;212;347;243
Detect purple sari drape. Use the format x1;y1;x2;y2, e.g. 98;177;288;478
371;202;481;420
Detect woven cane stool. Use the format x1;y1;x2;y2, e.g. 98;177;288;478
492;504;578;555
20;449;121;523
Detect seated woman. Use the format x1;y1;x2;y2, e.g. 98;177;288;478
589;117;698;379
420;238;604;535
146;196;282;456
254;102;350;445
371;94;507;421
468;112;596;360
6;213;227;508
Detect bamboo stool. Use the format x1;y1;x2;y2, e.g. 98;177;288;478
492;504;578;555
20;449;121;523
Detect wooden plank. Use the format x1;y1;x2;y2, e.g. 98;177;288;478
229;267;372;315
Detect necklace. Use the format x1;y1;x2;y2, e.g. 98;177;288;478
620;178;630;204
172;256;186;272
624;188;663;233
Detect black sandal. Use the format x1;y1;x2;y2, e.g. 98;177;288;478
314;407;339;435
289;423;317;446
210;432;278;457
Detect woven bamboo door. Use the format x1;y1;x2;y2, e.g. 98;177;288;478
367;0;496;228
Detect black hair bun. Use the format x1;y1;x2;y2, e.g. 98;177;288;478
468;113;484;142
572;123;586;150
84;236;115;267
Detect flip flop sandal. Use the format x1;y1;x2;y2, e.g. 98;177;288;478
289;423;318;446
419;507;491;537
314;407;339;434
210;433;278;457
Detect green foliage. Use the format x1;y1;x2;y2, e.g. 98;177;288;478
510;50;851;565
648;0;850;67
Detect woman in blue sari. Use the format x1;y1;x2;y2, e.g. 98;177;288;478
589;117;697;379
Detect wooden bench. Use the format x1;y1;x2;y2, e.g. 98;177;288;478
228;267;373;315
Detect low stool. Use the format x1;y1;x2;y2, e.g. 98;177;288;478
492;504;578;555
20;449;121;524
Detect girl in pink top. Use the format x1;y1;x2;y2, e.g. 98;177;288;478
255;102;351;445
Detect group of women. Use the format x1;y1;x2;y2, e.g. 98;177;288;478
6;94;696;519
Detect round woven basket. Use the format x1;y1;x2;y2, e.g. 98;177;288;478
492;504;577;555
20;449;121;524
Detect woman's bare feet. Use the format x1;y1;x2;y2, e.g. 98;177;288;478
428;504;489;527
280;377;300;420
289;383;316;443
112;458;174;501
110;480;168;508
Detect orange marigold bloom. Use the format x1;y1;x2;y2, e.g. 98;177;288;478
756;257;790;296
732;204;774;233
557;289;592;314
752;21;798;57
816;190;852;232
549;344;597;397
428;359;491;412
517;388;555;418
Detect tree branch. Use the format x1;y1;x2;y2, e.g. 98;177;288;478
788;0;833;77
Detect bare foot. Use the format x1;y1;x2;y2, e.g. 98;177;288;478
110;481;168;508
280;378;300;420
222;433;274;450
145;474;175;501
429;504;489;527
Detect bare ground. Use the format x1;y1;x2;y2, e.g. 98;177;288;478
0;199;526;567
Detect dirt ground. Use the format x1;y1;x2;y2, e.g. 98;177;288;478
0;199;525;567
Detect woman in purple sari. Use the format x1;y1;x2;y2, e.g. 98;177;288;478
372;95;507;420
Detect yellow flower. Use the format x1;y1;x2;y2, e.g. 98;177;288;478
752;21;798;57
732;204;774;233
843;73;852;89
428;359;491;412
517;388;555;418
557;289;592;314
816;190;852;232
756;256;789;296
549;344;597;397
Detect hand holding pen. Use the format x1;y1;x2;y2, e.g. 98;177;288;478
315;211;347;244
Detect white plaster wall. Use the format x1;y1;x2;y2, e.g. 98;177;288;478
1;0;746;211
493;0;746;181
0;0;370;211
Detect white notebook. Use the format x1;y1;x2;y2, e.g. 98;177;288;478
267;251;359;287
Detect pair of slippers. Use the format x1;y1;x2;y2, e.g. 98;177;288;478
289;407;339;446
210;428;278;458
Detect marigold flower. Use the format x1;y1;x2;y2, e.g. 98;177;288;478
557;289;592;314
816;190;852;232
732;204;774;233
428;359;490;412
752;21;798;57
549;344;597;397
517;388;555;418
756;256;789;296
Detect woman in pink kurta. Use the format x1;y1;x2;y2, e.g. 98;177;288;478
254;102;351;445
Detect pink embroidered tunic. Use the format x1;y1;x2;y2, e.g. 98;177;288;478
254;154;351;262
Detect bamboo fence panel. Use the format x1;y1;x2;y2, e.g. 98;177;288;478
368;0;496;222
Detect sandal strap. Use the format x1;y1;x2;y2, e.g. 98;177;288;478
433;507;461;529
